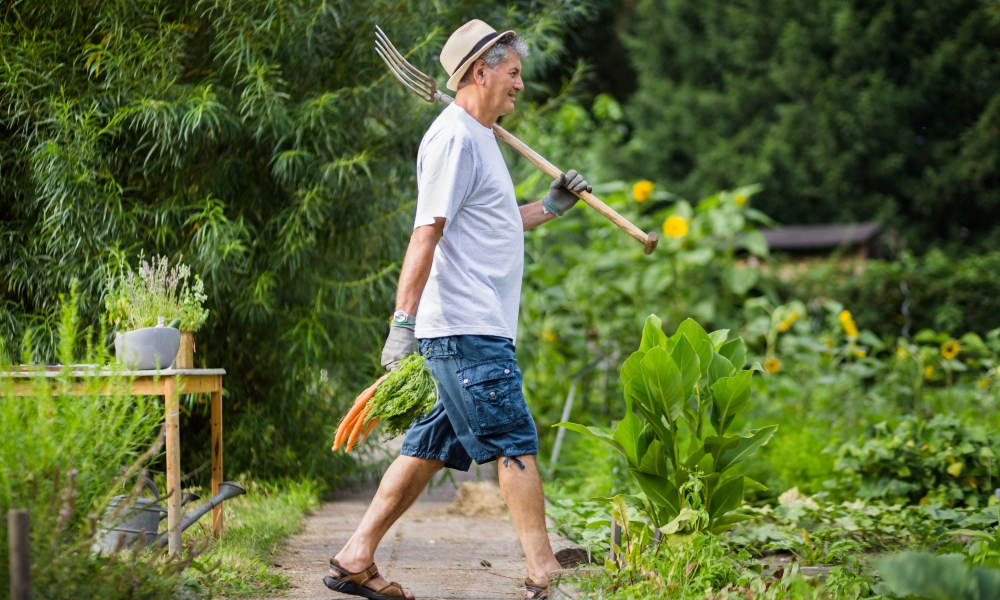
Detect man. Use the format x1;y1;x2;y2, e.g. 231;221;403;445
324;19;590;600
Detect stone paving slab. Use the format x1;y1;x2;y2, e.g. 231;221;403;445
266;465;528;600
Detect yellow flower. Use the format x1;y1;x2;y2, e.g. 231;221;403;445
542;330;558;343
896;347;907;357
979;379;991;389
924;365;935;380
853;348;867;358
734;193;747;206
947;462;964;478
777;311;800;333
632;180;654;202
940;340;960;360
838;310;859;339
764;357;782;374
663;215;689;238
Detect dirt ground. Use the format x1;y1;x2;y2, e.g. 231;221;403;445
262;463;586;600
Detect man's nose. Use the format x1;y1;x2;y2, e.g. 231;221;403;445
513;76;524;91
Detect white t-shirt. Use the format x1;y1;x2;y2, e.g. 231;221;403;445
413;103;523;342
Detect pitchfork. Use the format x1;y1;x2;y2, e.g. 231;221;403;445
374;26;659;255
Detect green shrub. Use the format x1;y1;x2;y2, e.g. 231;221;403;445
834;414;999;507
766;250;1000;339
0;293;195;596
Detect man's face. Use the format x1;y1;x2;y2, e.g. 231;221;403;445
482;49;523;117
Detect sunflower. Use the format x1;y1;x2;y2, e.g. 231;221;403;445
940;340;960;360
924;365;935;380
663;215;689;238
764;357;782;374
777;311;800;333
632;180;654;202
838;310;859;339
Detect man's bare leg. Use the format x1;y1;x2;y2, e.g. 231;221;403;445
331;455;443;598
497;455;562;594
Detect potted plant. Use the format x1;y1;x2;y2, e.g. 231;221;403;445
106;254;209;370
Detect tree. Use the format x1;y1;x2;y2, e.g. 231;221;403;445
616;0;1000;246
0;0;595;480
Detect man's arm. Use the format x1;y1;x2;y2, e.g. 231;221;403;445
380;217;445;370
520;169;591;231
520;200;557;231
394;217;446;314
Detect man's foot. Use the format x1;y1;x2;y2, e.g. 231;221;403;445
524;577;548;600
324;557;414;599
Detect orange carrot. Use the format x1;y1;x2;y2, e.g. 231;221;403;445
344;405;372;452
361;417;380;443
332;375;388;451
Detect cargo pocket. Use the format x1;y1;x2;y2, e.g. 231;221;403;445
457;358;529;436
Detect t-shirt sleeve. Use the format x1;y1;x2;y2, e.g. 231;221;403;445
414;133;475;231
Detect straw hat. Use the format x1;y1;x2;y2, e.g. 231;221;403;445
440;19;515;92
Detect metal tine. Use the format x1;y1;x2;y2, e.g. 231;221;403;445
375;46;431;101
374;26;432;85
375;43;434;102
374;34;434;97
374;26;438;102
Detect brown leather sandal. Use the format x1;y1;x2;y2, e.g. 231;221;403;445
323;558;411;599
524;577;549;600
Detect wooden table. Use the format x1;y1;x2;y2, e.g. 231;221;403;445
0;367;226;556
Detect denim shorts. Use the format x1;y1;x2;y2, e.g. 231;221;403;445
400;335;538;471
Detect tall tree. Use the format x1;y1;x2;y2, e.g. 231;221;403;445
617;0;1000;246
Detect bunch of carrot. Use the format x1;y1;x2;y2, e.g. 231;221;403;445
332;373;388;453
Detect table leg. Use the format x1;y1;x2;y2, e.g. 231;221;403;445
164;377;182;556
211;379;224;537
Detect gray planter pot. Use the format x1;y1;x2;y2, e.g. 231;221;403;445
114;326;180;370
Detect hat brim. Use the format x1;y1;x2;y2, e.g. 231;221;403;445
445;30;515;92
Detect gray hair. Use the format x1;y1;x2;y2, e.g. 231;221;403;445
459;34;529;87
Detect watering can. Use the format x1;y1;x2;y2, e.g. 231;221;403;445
92;477;246;553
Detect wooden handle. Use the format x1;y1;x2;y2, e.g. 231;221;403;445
491;124;658;254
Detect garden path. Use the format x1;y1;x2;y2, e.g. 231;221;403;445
264;463;568;600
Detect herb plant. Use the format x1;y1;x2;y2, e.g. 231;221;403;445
105;255;209;333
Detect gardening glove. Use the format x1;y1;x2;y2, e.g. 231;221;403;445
542;169;592;216
380;325;416;371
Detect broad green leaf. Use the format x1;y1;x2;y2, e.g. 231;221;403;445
613;409;648;469
708;475;744;521
707;352;735;387
640;346;686;423
740;230;769;257
660;507;705;535
622;351;649;412
708;329;729;349
638;439;668;477
632;398;675;465
669;334;700;405
718;338;747;370
742;476;769;493
639;314;668;352
675;319;714;377
553;422;623;455
630;469;681;519
710;512;755;532
715;425;778;472
710;369;752;433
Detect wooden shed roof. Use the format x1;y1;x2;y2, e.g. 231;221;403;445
762;222;883;251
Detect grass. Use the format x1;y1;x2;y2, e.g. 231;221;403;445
188;478;321;597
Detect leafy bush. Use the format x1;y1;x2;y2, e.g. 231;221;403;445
557;315;776;532
834;414;999;507
766;250;1000;339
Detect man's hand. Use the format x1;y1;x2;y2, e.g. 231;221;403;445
380;325;416;371
542;169;592;216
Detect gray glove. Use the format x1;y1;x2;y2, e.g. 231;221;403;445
542;169;592;216
380;325;416;371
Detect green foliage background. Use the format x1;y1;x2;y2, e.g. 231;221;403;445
614;0;1000;245
0;0;595;482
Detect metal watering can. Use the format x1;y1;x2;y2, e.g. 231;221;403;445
92;477;246;553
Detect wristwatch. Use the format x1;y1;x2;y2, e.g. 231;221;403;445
391;309;416;328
